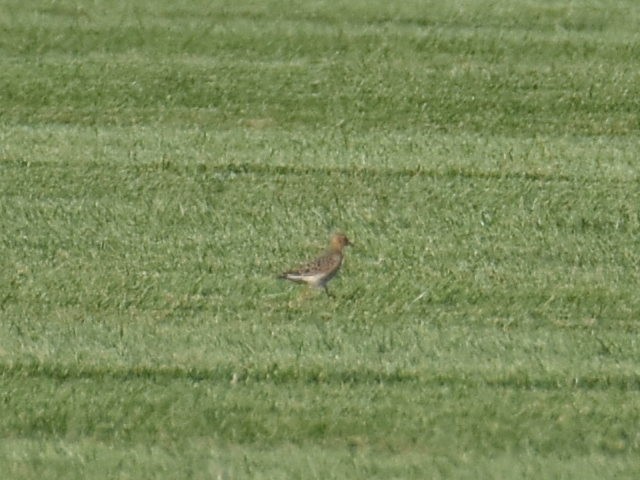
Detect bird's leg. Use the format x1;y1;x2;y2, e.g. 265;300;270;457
288;288;310;307
300;288;313;301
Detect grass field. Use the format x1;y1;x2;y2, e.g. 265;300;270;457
2;0;640;478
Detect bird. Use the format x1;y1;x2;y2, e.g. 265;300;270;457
278;233;352;297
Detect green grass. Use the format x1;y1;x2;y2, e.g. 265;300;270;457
2;0;640;478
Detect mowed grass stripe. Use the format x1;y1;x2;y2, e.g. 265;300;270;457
2;371;639;457
3;361;640;391
3;125;639;182
3;158;640;325
3;58;638;134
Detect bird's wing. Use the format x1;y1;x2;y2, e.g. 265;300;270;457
284;251;341;276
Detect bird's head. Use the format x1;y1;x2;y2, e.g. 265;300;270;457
330;233;352;250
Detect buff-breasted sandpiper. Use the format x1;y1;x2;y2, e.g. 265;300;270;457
278;233;352;296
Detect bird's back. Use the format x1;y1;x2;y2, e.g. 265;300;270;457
281;250;343;287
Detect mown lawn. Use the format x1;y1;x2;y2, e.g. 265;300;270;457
1;1;640;478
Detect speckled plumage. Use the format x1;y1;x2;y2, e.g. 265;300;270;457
279;234;351;294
